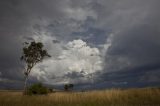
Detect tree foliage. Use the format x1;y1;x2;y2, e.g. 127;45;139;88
21;42;50;75
64;84;74;91
27;83;49;95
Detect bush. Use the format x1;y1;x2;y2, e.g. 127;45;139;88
48;88;53;93
64;84;74;91
27;83;49;95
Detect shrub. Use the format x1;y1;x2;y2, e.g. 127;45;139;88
64;84;74;91
27;83;48;95
48;88;53;93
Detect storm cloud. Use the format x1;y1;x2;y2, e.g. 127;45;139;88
0;0;160;89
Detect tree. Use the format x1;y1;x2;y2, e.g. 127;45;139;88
21;41;50;95
68;84;74;90
64;84;74;91
64;84;69;91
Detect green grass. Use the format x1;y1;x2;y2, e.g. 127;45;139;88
0;88;160;106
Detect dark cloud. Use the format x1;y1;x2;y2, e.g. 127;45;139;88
105;15;160;72
95;64;160;89
65;71;85;79
52;40;60;44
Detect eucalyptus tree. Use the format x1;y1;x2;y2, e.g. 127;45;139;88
21;41;50;94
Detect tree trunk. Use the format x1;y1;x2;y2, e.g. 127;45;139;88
23;75;28;95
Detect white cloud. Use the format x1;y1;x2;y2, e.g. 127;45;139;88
30;35;103;84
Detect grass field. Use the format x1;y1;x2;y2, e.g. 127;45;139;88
0;88;160;106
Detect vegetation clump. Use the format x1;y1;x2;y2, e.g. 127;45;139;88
64;84;74;91
27;83;49;95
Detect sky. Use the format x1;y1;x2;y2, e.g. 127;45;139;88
0;0;160;90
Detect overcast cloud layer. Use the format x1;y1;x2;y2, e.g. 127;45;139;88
0;0;160;89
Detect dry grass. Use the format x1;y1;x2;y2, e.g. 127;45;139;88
0;88;160;106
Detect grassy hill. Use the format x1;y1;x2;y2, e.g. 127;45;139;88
0;88;160;106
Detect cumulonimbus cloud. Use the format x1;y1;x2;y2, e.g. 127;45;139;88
31;35;103;84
